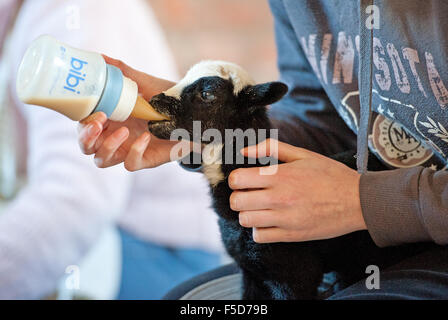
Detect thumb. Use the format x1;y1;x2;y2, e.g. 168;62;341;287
102;54;176;101
102;54;143;84
241;139;315;163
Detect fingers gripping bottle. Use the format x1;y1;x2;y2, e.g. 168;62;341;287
16;35;169;122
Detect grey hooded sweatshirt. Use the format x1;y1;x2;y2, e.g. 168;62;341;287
268;0;448;247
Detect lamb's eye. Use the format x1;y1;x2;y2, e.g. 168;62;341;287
201;91;216;101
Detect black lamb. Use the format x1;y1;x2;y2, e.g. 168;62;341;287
147;60;433;299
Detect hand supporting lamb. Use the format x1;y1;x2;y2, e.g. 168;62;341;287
229;139;367;243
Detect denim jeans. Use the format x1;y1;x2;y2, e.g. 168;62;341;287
164;245;448;300
117;228;222;300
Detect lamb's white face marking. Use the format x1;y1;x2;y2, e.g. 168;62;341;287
164;60;255;99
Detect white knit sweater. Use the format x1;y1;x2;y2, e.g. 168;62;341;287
0;0;223;299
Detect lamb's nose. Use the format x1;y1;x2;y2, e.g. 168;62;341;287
150;94;163;104
150;93;177;107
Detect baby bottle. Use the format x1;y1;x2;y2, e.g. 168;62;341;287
16;35;169;122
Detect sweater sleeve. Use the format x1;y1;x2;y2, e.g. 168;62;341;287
360;167;448;247
0;0;170;299
270;0;448;248
268;0;358;156
0;101;131;299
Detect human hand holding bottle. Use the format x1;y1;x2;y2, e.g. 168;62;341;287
78;56;186;171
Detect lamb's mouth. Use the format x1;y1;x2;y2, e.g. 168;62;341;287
147;119;173;130
147;119;176;140
148;119;171;124
146;104;172;126
147;96;176;133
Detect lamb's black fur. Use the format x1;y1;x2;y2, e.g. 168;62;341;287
148;63;433;299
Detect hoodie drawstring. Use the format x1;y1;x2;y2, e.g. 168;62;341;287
357;0;375;173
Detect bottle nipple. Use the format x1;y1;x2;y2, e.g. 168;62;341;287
131;95;170;121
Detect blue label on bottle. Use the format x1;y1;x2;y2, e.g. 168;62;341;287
63;57;88;94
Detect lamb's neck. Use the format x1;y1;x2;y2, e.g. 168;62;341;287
202;143;271;190
239;113;272;133
201;115;272;188
202;143;225;188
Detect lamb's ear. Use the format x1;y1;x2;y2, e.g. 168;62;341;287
240;82;288;107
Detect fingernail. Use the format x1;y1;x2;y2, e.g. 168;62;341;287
117;129;128;140
239;214;247;226
93;112;106;120
94;157;103;168
88;124;100;136
231;197;238;210
230;174;238;187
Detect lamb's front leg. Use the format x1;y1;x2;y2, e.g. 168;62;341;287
245;242;324;300
241;269;273;300
282;244;324;299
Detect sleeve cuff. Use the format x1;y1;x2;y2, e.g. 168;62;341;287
359;167;431;247
178;152;202;172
